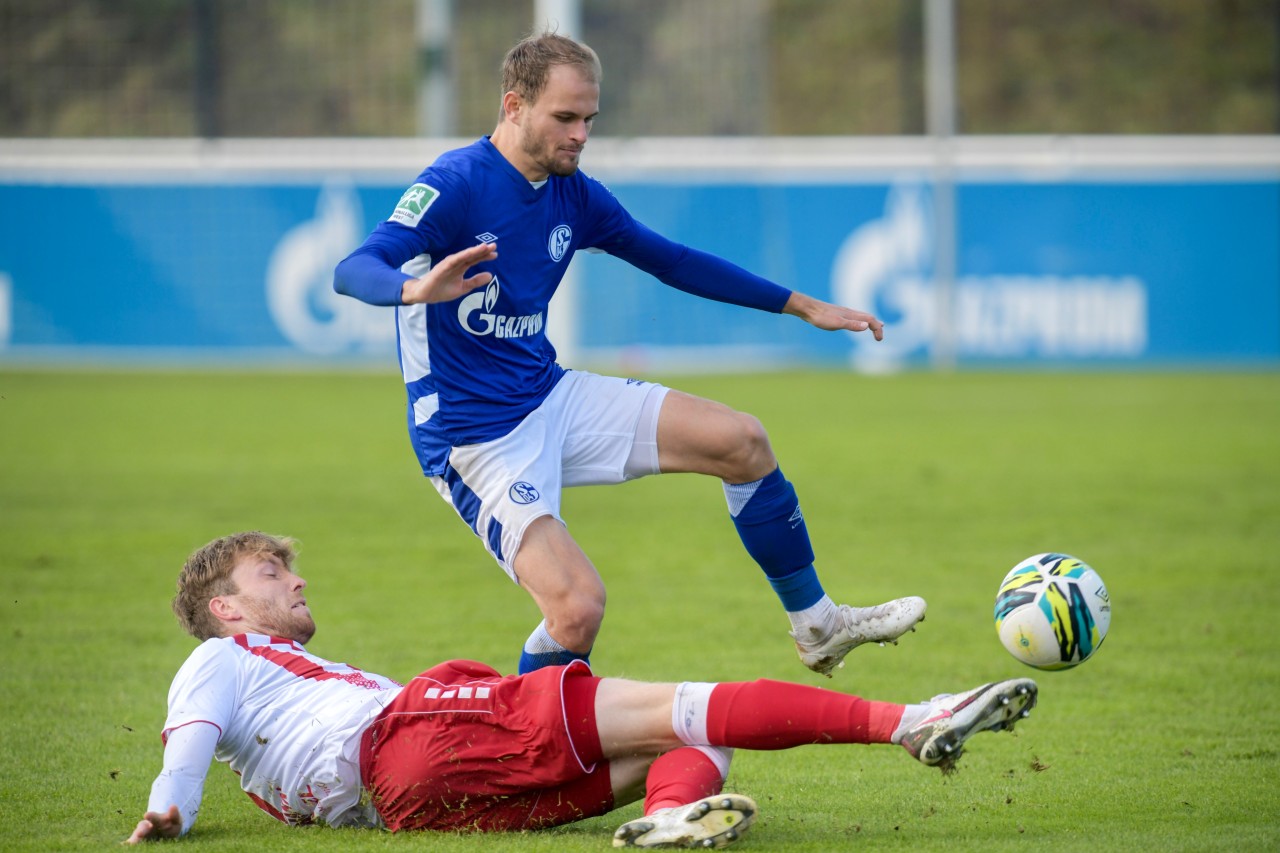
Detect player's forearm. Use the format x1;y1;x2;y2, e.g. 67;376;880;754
144;771;203;837
333;251;412;306
659;246;792;312
612;223;791;312
147;722;219;836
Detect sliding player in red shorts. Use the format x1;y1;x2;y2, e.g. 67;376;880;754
126;532;1037;849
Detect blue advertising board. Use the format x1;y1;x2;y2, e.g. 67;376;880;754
574;178;1279;369
0;155;1276;369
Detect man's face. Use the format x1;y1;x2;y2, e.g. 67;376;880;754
516;63;599;179
217;551;315;643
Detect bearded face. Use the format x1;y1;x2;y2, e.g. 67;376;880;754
216;553;316;644
509;64;598;179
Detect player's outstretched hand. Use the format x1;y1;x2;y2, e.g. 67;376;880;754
123;805;182;844
783;292;884;340
401;242;499;305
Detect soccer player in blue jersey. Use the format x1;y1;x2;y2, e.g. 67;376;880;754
333;32;926;677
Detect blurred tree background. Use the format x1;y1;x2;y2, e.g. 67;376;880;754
1;0;1276;138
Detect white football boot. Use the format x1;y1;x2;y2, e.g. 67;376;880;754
612;793;757;849
793;596;927;676
898;678;1038;772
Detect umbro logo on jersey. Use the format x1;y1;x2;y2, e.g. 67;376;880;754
548;224;572;262
389;182;440;227
476;232;498;243
423;686;492;700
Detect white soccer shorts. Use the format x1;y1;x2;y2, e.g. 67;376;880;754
429;370;669;582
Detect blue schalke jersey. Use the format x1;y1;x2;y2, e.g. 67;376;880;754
335;137;791;476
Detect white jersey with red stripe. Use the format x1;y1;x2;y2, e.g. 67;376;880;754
156;633;403;829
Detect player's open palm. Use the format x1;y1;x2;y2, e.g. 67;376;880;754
784;292;884;340
401;242;499;305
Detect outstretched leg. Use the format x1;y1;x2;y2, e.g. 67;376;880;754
593;675;1037;847
592;676;1037;767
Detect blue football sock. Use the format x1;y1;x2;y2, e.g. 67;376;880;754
724;467;825;612
518;620;591;674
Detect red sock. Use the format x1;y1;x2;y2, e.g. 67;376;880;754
705;680;904;749
644;747;725;814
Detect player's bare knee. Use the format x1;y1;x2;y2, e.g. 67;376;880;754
724;412;776;481
546;595;605;650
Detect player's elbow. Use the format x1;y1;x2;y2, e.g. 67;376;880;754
332;256;357;296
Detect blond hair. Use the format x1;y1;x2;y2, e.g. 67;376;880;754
172;531;297;640
500;31;601;107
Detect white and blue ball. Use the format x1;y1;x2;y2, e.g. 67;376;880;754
994;553;1110;670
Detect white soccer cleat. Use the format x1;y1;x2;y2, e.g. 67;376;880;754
899;678;1038;773
793;596;927;676
612;793;757;849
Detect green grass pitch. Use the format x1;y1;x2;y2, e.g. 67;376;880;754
2;368;1277;851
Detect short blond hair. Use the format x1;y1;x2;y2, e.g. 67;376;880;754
500;31;601;106
172;532;297;640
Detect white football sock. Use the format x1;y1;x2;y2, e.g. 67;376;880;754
522;619;570;655
786;594;839;637
890;703;930;744
690;744;734;778
671;683;734;772
671;681;716;744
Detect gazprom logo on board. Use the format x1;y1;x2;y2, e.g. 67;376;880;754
266;183;392;355
833;185;1149;369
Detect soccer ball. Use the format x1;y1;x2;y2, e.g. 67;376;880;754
994;553;1110;670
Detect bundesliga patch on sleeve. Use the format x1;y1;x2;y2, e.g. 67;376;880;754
389;182;440;227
